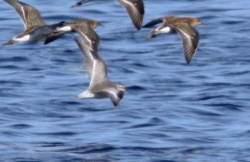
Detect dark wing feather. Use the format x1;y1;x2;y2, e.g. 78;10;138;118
73;23;99;53
117;0;144;30
44;31;65;44
44;22;66;44
108;91;124;106
110;94;122;106
143;18;163;28
170;24;199;64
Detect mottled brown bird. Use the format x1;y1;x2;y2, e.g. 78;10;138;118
3;0;64;45
44;19;101;50
145;16;202;64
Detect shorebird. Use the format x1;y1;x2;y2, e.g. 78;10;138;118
44;19;101;47
144;16;202;64
73;26;126;106
71;0;145;30
3;0;64;45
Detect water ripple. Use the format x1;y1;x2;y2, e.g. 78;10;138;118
0;0;250;161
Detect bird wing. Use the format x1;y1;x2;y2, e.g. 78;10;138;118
143;18;163;28
72;23;99;53
43;21;66;44
170;23;199;64
44;31;65;44
117;0;144;30
4;0;46;30
109;92;123;106
74;38;108;89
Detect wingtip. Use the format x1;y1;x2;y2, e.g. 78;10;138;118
185;53;195;64
186;60;191;64
43;39;49;45
113;102;119;107
110;93;124;107
135;26;141;30
4;0;17;6
134;22;142;30
111;99;121;107
43;38;53;45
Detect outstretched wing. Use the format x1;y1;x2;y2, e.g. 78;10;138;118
74;38;108;87
170;23;199;64
4;0;46;29
109;91;124;106
117;0;144;30
73;23;99;53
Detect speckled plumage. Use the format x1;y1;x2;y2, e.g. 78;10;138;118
145;16;202;64
3;0;64;45
44;19;101;47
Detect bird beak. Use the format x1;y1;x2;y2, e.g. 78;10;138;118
123;87;128;92
81;0;92;4
145;34;155;40
71;0;92;8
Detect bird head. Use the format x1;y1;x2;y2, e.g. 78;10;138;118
116;84;127;92
90;21;102;29
191;18;203;27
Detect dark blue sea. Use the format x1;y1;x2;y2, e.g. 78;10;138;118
1;0;250;161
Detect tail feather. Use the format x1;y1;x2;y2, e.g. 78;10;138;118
76;90;94;99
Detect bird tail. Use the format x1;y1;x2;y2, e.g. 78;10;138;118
76;90;94;99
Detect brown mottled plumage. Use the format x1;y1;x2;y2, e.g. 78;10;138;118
117;0;144;30
3;0;64;45
145;16;202;64
44;19;101;48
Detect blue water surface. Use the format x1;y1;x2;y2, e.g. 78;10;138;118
1;0;250;161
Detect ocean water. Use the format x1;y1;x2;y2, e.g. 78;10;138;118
1;0;250;161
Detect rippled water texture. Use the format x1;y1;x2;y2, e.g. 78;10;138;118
1;0;250;161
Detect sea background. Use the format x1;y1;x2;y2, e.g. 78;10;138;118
1;0;250;161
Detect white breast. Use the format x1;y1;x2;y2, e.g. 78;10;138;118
56;26;72;32
156;26;172;34
13;35;31;42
